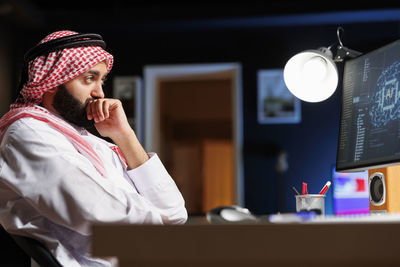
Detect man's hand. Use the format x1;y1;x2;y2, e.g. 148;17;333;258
86;98;132;141
86;98;149;169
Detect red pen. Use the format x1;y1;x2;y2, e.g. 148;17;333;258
302;182;308;195
319;181;331;195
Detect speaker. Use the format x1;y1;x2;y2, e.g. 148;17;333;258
369;166;400;213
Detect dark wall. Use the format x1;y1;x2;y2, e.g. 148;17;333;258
8;13;400;215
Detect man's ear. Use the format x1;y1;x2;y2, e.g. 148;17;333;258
41;87;58;111
47;87;58;93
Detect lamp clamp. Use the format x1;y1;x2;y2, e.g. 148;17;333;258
332;26;362;62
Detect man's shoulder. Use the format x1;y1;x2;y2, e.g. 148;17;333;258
7;116;55;133
4;117;68;144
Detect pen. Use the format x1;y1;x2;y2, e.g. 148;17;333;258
302;182;308;195
319;181;331;195
292;186;300;196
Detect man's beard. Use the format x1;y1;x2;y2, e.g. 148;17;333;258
52;84;94;128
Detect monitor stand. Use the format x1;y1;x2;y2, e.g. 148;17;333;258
369;165;400;214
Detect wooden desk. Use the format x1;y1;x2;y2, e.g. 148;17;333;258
92;222;400;267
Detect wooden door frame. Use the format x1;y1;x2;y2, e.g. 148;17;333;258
143;63;244;206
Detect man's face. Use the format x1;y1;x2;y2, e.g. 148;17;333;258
52;62;108;128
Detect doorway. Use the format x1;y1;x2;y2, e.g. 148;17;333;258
143;63;243;214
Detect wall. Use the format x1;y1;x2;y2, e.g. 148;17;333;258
0;28;12;117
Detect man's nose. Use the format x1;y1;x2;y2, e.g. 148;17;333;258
91;83;105;99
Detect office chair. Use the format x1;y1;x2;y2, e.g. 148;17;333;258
0;224;30;266
0;225;62;267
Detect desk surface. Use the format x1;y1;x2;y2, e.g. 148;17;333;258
92;221;400;267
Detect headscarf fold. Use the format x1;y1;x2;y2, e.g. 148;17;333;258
0;30;116;177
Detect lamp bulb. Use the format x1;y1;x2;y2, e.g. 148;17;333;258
283;49;339;103
302;56;327;82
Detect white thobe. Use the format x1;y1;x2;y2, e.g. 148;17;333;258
0;116;187;266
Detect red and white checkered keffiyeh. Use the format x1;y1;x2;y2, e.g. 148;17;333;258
16;30;113;107
0;30;116;177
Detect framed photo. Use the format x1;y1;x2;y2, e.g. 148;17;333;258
257;69;301;124
113;76;142;141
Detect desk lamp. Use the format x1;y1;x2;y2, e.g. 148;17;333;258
283;27;362;103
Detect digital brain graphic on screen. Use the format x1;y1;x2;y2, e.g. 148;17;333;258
369;61;400;127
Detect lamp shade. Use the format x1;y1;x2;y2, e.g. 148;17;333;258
283;48;339;103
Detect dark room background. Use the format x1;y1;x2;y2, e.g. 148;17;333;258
2;1;400;215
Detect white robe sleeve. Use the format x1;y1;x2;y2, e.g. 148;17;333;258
0;118;187;236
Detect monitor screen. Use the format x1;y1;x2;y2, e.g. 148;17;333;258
332;166;369;215
336;39;400;172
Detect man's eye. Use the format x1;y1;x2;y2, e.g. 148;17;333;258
85;76;94;83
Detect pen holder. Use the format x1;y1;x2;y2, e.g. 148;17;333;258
295;194;325;215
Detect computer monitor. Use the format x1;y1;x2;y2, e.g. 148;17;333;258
332;166;369;215
336;39;400;172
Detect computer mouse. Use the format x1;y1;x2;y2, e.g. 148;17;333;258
206;205;258;223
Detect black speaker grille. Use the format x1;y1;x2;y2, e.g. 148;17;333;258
370;175;384;203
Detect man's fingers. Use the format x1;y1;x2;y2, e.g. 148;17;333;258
87;100;100;122
86;101;94;120
87;99;118;122
103;100;110;119
95;99;105;121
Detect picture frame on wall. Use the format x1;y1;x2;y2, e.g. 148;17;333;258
113;76;142;141
257;69;301;124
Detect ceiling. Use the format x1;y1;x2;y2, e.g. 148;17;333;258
3;0;400;30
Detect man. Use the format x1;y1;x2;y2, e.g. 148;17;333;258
0;30;187;266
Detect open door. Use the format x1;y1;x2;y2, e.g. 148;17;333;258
144;63;243;215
